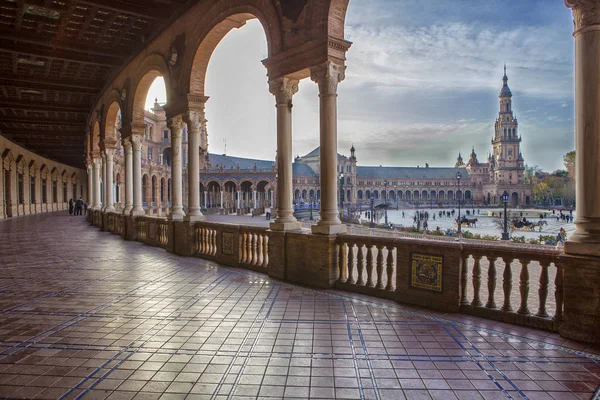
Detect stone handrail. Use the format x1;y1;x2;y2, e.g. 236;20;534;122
335;233;564;331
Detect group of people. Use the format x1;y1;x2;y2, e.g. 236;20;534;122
68;198;88;216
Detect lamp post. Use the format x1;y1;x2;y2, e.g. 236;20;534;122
339;173;344;220
384;180;388;226
502;190;509;240
370;186;375;228
456;171;462;236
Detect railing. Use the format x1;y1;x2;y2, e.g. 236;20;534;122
239;227;269;269
460;242;562;330
196;223;217;257
336;236;398;300
137;218;149;241
335;233;564;331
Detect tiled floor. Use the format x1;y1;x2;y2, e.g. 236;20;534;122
0;213;599;400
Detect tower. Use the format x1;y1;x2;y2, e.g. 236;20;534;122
492;66;524;185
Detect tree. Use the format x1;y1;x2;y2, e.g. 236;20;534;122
564;150;576;179
524;164;542;184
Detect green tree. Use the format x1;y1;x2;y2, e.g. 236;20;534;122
563;150;576;179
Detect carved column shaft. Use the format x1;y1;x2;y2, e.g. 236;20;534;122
183;107;206;222
311;62;347;235
269;77;301;231
565;0;600;257
167;116;185;220
103;147;116;212
122;139;133;215
92;158;102;210
131;135;145;216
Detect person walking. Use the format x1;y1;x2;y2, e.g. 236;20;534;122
75;197;83;215
68;199;74;215
84;201;89;215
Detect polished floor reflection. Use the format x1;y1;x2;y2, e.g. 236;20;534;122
0;213;598;399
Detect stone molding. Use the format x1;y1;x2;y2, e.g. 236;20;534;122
268;77;299;106
565;0;600;33
310;61;346;96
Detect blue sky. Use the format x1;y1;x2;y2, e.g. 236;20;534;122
146;0;575;172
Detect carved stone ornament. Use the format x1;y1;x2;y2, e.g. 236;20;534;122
167;115;184;138
565;0;600;32
280;0;307;23
183;110;202;132
168;45;178;67
131;135;143;152
122;138;132;152
310;62;346;95
268;77;299;105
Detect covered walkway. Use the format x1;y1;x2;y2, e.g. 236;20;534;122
0;214;597;399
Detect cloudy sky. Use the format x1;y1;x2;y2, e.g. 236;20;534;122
146;0;575;172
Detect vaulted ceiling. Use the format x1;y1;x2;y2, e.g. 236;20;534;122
0;0;193;168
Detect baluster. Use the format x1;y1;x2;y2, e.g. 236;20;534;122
385;247;395;291
262;234;269;267
554;263;563;321
338;243;347;283
502;258;513;312
356;245;365;285
376;245;385;289
212;230;217;255
486;258;497;308
366;245;375;287
460;254;469;306
346;243;354;284
256;234;263;266
537;262;549;318
471;256;482;307
240;232;246;262
247;233;253;264
517;260;530;314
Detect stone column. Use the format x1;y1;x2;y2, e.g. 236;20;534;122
87;164;93;206
131;135;145;216
204;191;208;209
183;110;206;222
565;0;600;257
311;62;347;235
104;148;115;212
122;139;133;215
269;77;301;231
101;153;107;212
167;116;185;220
92;158;102;210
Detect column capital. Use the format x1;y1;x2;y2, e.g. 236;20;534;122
565;0;600;33
310;61;346;95
167;115;185;138
103;147;115;161
130;134;143;152
269;77;299;106
122;138;132;152
182;109;205;132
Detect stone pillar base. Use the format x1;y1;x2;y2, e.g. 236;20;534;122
167;221;194;256
130;209;144;216
311;223;347;235
125;216;137;241
560;254;600;344
284;231;338;288
565;240;600;258
185;214;206;222
270;220;302;231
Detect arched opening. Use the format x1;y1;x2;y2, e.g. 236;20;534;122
142;174;148;207
294;189;300;203
151;175;157;205
373;190;379;200
161;177;166;203
357;190;363;200
162;147;172;167
240;181;253;208
256;180;269;210
207;181;221;208
224;181;237;210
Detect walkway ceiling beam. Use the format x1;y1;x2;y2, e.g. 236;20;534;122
0;42;122;67
0;77;103;94
0;32;128;59
0;101;90;113
0;118;87;128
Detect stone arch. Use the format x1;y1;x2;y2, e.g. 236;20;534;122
511;192;519;207
357;190;363;200
185;2;281;96
130;54;172;126
103;97;123;143
294;189;300;202
28;160;38;177
91;121;101;157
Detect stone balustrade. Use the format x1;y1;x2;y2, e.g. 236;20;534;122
88;209;586;340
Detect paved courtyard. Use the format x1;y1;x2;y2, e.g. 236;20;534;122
0;213;599;400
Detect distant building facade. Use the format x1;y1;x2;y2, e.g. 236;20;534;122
108;70;532;214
